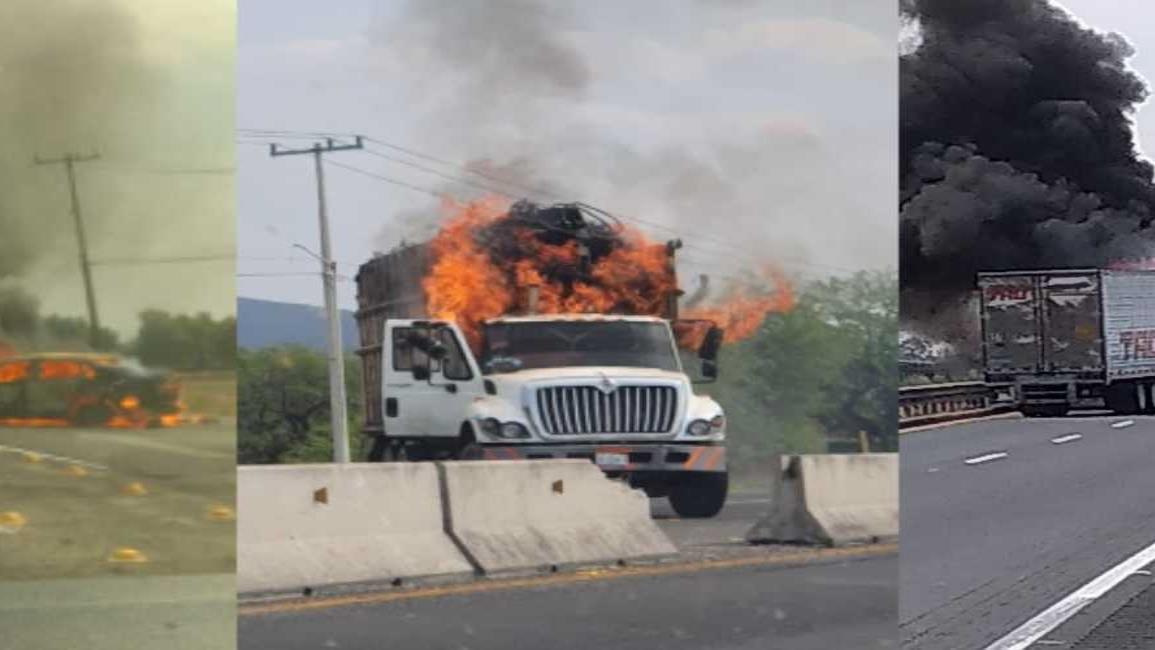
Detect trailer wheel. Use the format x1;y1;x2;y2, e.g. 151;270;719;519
1022;405;1067;418
1106;382;1140;415
668;472;728;519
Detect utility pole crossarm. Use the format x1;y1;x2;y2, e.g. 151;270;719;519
269;136;365;158
267;135;364;463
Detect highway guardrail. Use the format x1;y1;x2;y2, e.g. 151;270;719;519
899;382;1013;429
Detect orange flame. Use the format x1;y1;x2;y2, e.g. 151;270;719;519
683;268;796;343
422;197;794;349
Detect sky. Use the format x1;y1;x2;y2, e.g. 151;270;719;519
0;0;235;338
237;0;898;310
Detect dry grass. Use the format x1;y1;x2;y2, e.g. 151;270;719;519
174;370;236;417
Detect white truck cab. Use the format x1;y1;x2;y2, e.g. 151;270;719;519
379;313;731;517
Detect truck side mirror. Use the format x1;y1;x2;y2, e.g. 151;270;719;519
427;342;448;361
698;326;724;361
701;359;718;380
412;366;431;381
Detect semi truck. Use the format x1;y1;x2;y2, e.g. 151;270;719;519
979;269;1155;416
354;202;731;517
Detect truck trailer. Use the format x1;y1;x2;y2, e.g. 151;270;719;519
978;269;1155;416
354;202;731;517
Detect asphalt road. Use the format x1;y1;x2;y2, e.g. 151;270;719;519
900;414;1155;649
0;422;236;650
240;491;898;650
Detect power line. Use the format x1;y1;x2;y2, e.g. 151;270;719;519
90;254;233;267
242;128;861;275
237;272;319;278
325;158;448;199
324;156;855;275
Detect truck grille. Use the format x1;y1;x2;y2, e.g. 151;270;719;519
535;385;677;435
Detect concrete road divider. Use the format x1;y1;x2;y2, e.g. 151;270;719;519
439;459;677;574
747;453;898;547
238;463;474;595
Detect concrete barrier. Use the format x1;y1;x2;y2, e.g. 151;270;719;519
237;463;473;595
746;453;898;546
439;459;676;574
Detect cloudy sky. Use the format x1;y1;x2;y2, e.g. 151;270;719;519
0;0;234;337
237;0;897;310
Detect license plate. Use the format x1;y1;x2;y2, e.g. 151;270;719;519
595;452;629;467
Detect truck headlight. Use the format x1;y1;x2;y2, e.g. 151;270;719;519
710;414;725;432
499;422;530;439
480;417;501;436
686;419;711;436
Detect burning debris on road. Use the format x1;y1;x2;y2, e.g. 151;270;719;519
420;198;794;348
901;0;1155;317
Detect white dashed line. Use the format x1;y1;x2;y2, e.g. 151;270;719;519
0;444;108;470
1111;420;1135;429
984;541;1155;650
964;452;1009;466
1050;434;1083;445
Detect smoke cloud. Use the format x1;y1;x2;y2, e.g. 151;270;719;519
901;0;1155;320
370;0;895;280
0;0;234;338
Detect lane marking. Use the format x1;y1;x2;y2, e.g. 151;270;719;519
1111;420;1135;429
1050;434;1083;445
240;543;898;617
0;445;108;471
984;541;1155;650
77;433;234;460
964;452;1009;466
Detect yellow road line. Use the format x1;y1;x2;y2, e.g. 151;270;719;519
240;543;897;616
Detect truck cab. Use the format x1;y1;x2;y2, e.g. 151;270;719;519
376;314;730;518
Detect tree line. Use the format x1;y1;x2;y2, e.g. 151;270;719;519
0;286;234;370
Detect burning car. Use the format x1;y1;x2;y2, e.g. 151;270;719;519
0;353;183;428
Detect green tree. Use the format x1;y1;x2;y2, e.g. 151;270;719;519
709;269;899;468
39;314;120;350
134;310;235;369
237;346;363;464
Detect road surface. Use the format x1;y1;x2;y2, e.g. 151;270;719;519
240;491;898;649
0;422;236;649
900;414;1155;649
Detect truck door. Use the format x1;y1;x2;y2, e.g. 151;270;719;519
980;275;1041;376
1041;273;1103;373
382;320;484;438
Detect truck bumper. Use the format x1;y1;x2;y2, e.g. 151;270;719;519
1016;377;1105;409
479;442;726;474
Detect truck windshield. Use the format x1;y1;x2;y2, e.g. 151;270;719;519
481;321;680;373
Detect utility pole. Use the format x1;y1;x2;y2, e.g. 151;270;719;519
35;152;102;349
270;137;364;463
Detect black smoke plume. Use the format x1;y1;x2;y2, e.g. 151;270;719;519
901;0;1155;320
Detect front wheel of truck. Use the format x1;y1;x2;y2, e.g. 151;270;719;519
668;472;728;519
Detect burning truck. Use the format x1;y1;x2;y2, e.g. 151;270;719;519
355;199;792;518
